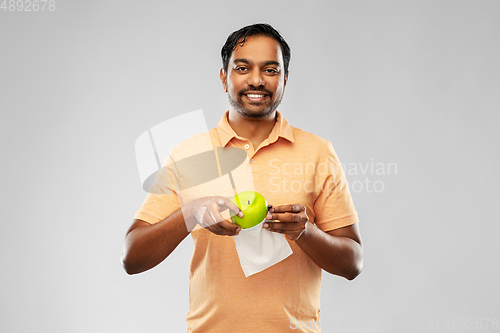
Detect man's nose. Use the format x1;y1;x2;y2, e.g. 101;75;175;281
246;70;265;87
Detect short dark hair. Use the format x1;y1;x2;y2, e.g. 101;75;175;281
221;23;291;76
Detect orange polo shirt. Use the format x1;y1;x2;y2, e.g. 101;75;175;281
134;111;359;332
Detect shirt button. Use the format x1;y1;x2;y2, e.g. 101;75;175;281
244;144;250;149
249;158;254;164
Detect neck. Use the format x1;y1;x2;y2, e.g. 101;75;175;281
227;109;277;149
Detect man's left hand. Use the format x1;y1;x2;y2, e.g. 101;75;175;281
263;204;309;241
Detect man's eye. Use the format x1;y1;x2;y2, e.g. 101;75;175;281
235;67;248;71
265;69;278;74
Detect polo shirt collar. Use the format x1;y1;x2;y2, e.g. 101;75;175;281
216;110;295;147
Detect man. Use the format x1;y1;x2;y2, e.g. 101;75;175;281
122;23;363;332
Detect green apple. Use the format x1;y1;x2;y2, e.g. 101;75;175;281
231;191;268;229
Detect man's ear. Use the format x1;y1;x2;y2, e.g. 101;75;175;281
220;68;227;92
284;71;289;87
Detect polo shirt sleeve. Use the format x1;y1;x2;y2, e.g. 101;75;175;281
313;141;359;232
134;192;180;225
134;155;181;225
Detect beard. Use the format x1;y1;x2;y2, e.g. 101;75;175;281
228;88;284;119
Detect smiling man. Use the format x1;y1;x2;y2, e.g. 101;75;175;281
221;32;288;150
122;23;363;332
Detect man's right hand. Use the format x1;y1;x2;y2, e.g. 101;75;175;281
185;196;244;236
122;196;243;274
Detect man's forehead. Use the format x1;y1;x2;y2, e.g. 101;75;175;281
230;35;283;64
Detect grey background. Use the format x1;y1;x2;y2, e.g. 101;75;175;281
1;1;499;332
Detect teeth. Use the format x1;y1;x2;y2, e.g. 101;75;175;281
246;94;265;98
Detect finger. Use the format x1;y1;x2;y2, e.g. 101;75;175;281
271;204;305;214
216;220;241;236
264;222;306;241
202;209;223;234
264;221;304;232
199;219;217;234
206;209;237;236
268;205;273;213
194;207;213;230
217;197;244;218
266;212;308;223
202;201;228;231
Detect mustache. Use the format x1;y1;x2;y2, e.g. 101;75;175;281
239;88;273;96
